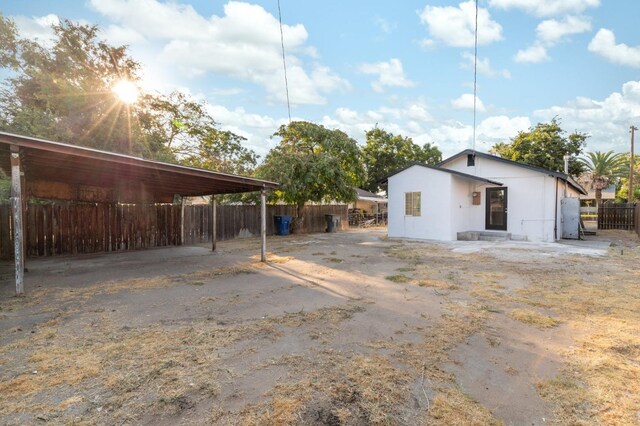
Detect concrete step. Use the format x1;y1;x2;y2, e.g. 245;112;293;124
478;235;508;242
457;231;511;241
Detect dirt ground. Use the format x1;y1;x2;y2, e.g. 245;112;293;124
1;228;639;425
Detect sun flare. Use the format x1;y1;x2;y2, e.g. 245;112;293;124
112;80;139;104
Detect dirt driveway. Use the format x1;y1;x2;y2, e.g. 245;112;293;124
1;229;639;425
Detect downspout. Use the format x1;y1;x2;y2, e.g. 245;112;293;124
554;177;559;240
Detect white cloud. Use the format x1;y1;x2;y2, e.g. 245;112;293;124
460;52;511;78
423;115;530;155
374;17;396;34
204;99;529;159
11;14;59;46
534;80;640;153
210;87;245;97
514;44;550;63
420;39;436;49
419;1;503;48
205;104;286;156
319;102;435;146
89;0;348;105
477;115;531;140
488;0;600;17
101;25;146;45
359;58;416;92
513;15;591;65
452;94;486;112
588;29;640;68
536;15;591;44
317;102;531;157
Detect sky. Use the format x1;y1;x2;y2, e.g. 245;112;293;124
2;0;640;160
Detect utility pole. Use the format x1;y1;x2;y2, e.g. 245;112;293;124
631;126;637;206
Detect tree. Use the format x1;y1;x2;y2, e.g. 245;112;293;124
257;121;365;230
578;151;627;208
0;16;153;156
491;118;588;176
362;127;441;193
182;128;257;176
0;15;258;178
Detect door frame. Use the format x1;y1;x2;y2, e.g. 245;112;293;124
485;187;508;231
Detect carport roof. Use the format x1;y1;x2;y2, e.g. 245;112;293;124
0;131;278;198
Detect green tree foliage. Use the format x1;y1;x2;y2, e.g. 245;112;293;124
257;121;365;225
0;14;258;177
602;152;639;203
0;16;150;155
182;128;257;176
578;151;627;207
491;118;588;176
362;127;441;193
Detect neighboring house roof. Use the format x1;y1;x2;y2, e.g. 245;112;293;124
355;188;387;203
579;184;616;200
438;149;588;195
381;162;503;186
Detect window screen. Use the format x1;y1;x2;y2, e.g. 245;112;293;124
405;192;421;216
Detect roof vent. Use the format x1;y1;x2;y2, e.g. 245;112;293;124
467;154;475;167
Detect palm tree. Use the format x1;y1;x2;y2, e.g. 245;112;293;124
578;151;627;208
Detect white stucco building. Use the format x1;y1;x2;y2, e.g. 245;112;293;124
385;150;587;242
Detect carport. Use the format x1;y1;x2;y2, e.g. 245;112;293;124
0;131;278;295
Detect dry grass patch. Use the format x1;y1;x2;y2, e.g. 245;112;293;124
240;300;489;425
385;274;411;283
515;269;640;425
0;300;365;424
417;279;458;290
428;387;503;425
0;316;279;423
507;308;559;328
241;353;413;425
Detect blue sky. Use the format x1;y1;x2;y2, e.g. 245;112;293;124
2;0;640;159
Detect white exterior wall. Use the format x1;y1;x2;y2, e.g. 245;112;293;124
443;156;561;242
449;176;481;238
387;165;455;241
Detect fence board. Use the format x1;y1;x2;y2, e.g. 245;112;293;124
0;202;348;259
598;204;636;230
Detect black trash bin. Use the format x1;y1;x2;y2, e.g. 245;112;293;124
274;215;292;236
325;214;340;233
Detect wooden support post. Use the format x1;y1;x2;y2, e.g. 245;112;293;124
10;149;24;295
211;195;216;252
180;196;185;245
261;189;266;262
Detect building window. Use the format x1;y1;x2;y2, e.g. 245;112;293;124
405;192;421;216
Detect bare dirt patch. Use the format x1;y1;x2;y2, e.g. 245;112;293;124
1;229;639;425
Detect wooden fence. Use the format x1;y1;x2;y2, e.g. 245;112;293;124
0;202;348;259
636;205;640;238
182;204;348;244
597;204;636;230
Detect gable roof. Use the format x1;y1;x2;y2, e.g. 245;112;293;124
381;162;503;186
438;149;588;195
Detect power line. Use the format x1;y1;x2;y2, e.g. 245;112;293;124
277;0;292;123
